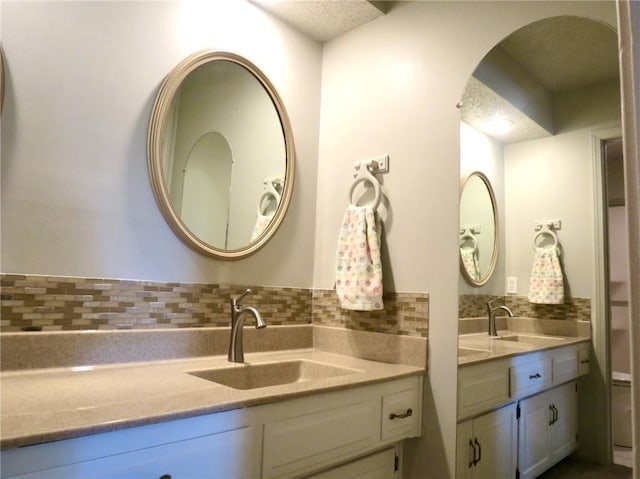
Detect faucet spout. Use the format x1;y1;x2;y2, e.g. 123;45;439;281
487;301;514;337
228;291;266;363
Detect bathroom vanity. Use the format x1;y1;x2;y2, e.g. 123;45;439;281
456;332;590;479
0;348;423;479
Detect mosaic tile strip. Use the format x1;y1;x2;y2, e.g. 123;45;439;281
458;294;503;318
0;274;311;332
459;294;591;321
311;289;428;338
505;295;591;321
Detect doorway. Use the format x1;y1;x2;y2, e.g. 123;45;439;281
603;138;633;468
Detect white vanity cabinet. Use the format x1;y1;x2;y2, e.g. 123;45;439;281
457;341;588;479
261;376;421;479
518;381;578;479
1;376;422;479
456;404;518;479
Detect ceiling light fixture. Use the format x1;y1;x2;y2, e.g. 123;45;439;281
486;115;514;135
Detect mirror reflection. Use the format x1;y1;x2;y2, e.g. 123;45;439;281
459;172;498;286
148;51;295;259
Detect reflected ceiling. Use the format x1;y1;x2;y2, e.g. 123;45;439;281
461;16;619;144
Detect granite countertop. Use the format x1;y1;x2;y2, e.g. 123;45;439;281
458;331;590;366
0;348;425;450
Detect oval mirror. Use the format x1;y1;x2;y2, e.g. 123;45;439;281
459;171;498;286
148;50;295;259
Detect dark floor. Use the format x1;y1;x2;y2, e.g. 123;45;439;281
538;456;632;479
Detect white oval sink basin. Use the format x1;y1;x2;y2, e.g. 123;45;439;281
187;359;362;390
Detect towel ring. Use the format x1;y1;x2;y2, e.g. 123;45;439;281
349;163;381;210
532;226;558;250
460;231;478;252
256;181;281;216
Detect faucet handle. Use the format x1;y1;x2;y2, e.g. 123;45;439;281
233;289;252;307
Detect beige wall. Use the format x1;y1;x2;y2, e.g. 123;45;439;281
0;1;322;287
1;1;624;477
315;2;617;476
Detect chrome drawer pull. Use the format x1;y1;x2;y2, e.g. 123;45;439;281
529;373;542;379
389;408;413;420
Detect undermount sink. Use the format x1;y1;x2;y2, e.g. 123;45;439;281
187;359;362;390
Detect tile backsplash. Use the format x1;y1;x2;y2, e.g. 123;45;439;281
0;274;310;331
459;293;591;321
312;289;428;338
1;274;429;337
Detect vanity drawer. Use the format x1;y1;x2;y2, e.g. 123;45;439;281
552;347;579;385
510;358;551;398
262;399;380;479
4;426;254;479
381;383;420;442
458;361;510;418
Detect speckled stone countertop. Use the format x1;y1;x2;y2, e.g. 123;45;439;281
458;331;590;366
0;348;424;450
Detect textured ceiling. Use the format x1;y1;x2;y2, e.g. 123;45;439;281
249;3;620;145
499;16;619;93
460;77;551;144
250;0;387;43
462;15;620;144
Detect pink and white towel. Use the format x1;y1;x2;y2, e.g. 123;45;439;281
335;204;383;311
528;246;564;304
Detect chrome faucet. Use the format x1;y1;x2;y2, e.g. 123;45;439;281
228;289;266;363
487;299;514;337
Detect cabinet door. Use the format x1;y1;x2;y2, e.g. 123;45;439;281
456;420;474;479
518;392;553;479
263;399;380;479
472;404;518;479
549;382;578;463
518;382;578;479
304;448;396;479
8;427;253;479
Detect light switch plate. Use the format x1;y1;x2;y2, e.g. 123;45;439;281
507;277;518;294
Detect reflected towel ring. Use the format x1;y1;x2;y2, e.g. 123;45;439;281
349;162;381;210
532;226;559;250
460;230;478;252
257;181;281;216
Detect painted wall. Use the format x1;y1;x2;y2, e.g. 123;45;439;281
504;84;621;301
314;2;617;477
0;0;322;287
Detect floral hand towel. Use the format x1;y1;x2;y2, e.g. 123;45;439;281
460;247;481;281
335;204;383;311
528;246;564;304
251;213;272;241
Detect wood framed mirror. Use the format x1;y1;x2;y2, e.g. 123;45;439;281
148;50;295;260
459;171;499;286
